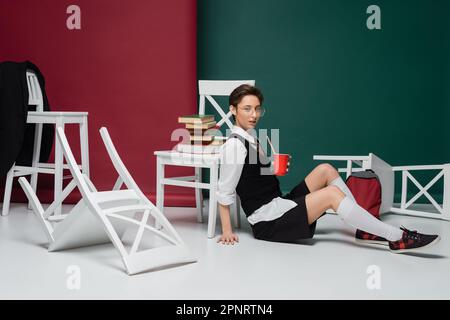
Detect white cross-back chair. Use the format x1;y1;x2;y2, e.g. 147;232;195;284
154;80;255;238
2;70;89;217
19;127;196;275
313;153;450;221
198;80;255;137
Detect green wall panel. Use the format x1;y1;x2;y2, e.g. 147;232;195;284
198;0;449;200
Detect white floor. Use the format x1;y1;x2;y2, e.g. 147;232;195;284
1;201;449;300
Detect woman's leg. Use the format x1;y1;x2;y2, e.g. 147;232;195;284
305;163;355;201
304;163;339;193
304;185;344;224
305;185;403;241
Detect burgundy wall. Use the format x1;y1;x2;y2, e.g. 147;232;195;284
0;0;197;206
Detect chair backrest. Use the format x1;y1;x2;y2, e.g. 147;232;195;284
99;127;146;199
198;80;255;130
26;71;44;111
101;126;191;243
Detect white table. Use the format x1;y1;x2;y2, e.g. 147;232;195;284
154;150;240;238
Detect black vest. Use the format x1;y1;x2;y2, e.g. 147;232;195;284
230;133;282;217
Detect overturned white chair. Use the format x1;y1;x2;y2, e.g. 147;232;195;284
19;127;196;275
313;153;450;221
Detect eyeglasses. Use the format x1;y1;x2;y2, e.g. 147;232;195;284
238;106;266;117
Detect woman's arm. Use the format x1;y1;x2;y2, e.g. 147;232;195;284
216;137;246;245
217;203;239;245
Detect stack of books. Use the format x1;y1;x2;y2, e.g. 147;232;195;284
176;114;224;154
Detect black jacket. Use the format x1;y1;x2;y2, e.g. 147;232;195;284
0;61;54;176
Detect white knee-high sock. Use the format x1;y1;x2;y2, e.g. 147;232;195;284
330;176;355;202
336;197;403;241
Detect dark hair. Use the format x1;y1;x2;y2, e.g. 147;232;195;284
229;84;264;121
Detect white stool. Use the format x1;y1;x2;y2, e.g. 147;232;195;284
2;71;89;217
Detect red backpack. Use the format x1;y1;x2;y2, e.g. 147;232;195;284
345;169;382;219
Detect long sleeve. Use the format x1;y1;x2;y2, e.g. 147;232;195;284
216;138;247;205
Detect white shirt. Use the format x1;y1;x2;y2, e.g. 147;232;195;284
216;126;297;225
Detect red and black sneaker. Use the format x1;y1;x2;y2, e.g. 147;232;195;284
355;229;388;246
389;227;440;253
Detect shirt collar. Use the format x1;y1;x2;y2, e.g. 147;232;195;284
231;125;257;144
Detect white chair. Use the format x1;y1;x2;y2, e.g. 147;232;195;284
18;127;196;275
154;80;255;238
313;153;450;221
2;70;89;217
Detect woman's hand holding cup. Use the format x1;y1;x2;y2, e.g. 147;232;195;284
272;153;291;176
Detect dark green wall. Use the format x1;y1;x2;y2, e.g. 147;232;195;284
198;0;449;199
446;14;450;160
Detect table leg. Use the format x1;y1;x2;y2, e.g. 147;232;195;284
195;167;204;223
207;164;218;239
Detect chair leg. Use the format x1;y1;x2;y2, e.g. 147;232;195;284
29;123;43;209
79;116;90;177
233;195;241;229
207;165;218;239
155;158;164;230
54;121;65;216
207;195;217;239
195;167;203;223
18;177;54;242
2;168;15;216
29;173;39;210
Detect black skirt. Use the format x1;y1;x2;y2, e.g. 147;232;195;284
250;180;319;243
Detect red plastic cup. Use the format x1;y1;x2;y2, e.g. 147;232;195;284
273;154;291;176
